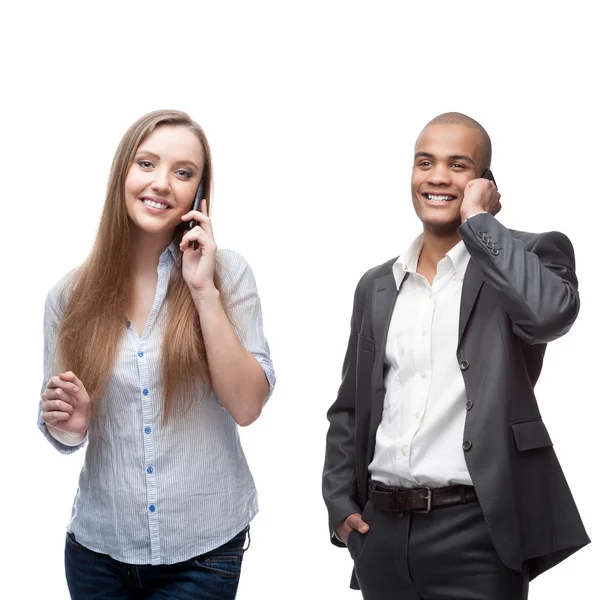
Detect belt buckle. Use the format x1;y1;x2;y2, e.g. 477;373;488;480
412;486;432;513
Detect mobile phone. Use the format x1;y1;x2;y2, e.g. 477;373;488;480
481;168;497;186
187;178;205;250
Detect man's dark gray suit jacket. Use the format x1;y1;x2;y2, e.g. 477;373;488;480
322;212;590;587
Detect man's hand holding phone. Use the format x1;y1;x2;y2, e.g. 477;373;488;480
460;171;501;222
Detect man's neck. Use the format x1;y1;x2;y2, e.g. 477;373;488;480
416;228;461;280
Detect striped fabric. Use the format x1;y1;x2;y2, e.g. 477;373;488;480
38;244;276;565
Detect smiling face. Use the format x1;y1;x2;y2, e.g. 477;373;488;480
124;124;205;242
411;123;487;234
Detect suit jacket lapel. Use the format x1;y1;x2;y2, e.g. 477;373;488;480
369;272;402;441
458;259;484;345
372;273;399;352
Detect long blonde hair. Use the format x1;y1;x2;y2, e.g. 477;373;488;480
56;109;222;420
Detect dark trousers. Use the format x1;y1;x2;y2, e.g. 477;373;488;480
347;499;528;600
65;527;248;600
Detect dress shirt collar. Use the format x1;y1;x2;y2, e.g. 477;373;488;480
392;234;470;290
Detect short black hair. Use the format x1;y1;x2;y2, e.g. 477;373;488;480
424;112;492;170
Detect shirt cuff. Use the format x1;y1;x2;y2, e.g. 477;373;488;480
46;424;87;446
464;211;488;221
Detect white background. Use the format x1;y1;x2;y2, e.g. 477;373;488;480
1;1;598;598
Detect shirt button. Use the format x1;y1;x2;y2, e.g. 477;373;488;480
149;505;156;512
147;466;154;474
138;351;144;358
144;427;151;434
143;389;149;396
452;275;457;281
125;320;131;327
421;329;426;336
414;412;420;419
462;440;472;451
401;448;408;456
421;372;427;379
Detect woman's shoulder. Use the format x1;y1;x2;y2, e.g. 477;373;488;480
215;249;257;291
215;248;252;277
216;248;249;269
46;267;81;313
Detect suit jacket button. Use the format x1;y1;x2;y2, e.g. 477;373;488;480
491;248;500;256
477;231;485;238
465;401;473;411
462;440;472;451
459;359;470;371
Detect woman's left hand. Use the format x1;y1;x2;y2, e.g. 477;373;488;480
180;199;218;294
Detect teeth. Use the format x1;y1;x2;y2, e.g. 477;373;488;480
427;194;454;202
143;199;169;210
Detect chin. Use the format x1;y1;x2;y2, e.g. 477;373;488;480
130;216;177;237
423;220;462;235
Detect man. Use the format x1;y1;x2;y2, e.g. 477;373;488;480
322;112;590;599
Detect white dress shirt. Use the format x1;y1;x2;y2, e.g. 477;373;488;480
369;235;473;488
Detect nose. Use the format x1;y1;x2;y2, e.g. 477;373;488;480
428;165;452;186
150;169;171;194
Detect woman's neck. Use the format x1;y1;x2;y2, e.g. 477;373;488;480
129;228;173;277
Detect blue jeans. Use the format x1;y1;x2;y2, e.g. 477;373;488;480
64;527;249;599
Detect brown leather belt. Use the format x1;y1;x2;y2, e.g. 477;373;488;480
369;481;478;513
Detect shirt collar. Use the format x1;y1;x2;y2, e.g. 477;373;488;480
165;240;182;267
446;238;470;280
392;234;423;288
392;234;470;290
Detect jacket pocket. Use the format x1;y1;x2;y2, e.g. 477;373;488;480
511;419;553;451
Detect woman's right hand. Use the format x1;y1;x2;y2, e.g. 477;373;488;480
41;371;91;436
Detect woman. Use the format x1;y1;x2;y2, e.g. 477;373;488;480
38;109;275;599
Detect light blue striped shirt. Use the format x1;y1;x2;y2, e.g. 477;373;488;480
38;244;275;565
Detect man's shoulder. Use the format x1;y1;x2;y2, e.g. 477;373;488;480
356;256;398;289
509;227;573;253
509;228;544;247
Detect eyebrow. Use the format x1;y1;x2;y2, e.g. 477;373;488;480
448;154;475;165
135;150;200;171
414;151;475;165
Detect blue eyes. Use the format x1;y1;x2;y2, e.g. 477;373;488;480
138;160;154;168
